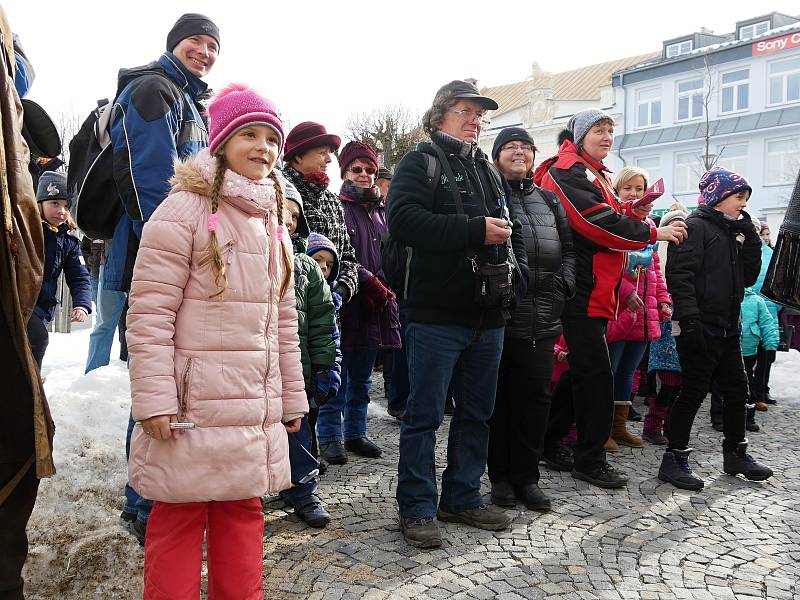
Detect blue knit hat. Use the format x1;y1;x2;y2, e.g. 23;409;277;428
698;167;752;207
306;232;339;282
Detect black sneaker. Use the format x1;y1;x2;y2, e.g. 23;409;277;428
573;462;628;489
490;481;516;507
437;504;510;531
516;483;551;512
344;437;382;458
319;441;348;465
399;515;442;548
658;449;704;491
295;499;330;528
763;393;777;406
542;444;574;472
723;442;773;481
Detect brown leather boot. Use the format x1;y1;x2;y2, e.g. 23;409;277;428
612;403;644;448
604;436;619;452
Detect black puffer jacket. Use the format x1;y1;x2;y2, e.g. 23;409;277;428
667;205;761;335
505;178;576;341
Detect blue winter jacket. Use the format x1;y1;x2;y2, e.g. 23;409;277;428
34;223;92;322
741;288;779;357
104;52;208;291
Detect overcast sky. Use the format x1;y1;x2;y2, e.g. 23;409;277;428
8;0;800;140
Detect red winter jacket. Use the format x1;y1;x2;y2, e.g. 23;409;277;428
606;229;672;344
533;140;656;320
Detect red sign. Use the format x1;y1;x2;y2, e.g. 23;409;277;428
752;32;800;55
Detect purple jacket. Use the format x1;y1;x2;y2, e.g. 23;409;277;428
339;182;401;351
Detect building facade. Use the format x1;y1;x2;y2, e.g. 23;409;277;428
613;12;800;231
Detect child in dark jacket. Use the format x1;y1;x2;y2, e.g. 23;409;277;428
660;167;772;490
282;182;341;528
27;171;91;369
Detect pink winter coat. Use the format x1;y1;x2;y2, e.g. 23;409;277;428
606;240;671;344
126;150;308;503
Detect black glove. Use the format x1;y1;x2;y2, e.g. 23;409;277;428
730;210;757;239
679;318;707;354
332;283;351;304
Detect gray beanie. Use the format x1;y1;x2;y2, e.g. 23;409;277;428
36;170;71;206
567;109;614;145
283;179;310;238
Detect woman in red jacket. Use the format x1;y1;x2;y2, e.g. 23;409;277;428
534;110;686;488
606;167;672;449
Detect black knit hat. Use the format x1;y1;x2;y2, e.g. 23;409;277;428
491;127;536;160
166;13;220;52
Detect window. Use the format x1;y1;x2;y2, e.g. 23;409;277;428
765;138;799;184
738;21;770;41
677;78;704;121
635;156;662;184
715;143;748;175
768;57;800;105
666;40;693;58
674;151;703;193
720;69;749;113
636;88;661;128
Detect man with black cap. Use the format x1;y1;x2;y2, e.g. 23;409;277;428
98;12;219;545
387;80;527;548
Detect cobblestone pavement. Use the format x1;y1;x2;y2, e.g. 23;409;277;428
262;374;800;600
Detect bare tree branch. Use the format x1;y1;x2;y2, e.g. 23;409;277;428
345;105;425;170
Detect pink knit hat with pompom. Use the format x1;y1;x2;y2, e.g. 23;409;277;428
207;83;284;155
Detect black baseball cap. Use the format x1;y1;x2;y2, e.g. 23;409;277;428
434;80;498;110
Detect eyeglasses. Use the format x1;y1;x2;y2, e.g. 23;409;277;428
448;108;491;127
348;166;377;175
501;143;534;154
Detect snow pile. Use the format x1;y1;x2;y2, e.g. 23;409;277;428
767;347;800;408
23;329;143;599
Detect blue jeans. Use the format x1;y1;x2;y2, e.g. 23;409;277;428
608;340;648;401
90;272;99;307
396;323;504;518
317;350;378;443
280;416;320;507
388;303;410;417
85;265;127;373
124;413;152;524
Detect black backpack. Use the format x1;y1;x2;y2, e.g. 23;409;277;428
381;147;441;299
67;98;122;239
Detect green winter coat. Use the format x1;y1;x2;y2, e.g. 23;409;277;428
741;287;779;357
294;251;337;391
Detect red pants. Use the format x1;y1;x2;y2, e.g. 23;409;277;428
143;498;264;600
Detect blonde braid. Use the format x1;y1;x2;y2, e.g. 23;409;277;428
270;170;293;300
208;156;228;298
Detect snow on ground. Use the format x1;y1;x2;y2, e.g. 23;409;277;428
21;327;800;598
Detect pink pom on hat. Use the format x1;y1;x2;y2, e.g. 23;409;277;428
207;83;285;155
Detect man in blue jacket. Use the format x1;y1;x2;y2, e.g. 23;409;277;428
99;13;220;545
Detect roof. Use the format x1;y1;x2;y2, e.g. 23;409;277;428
481;52;659;117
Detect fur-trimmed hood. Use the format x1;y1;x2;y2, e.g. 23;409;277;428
169;148;278;217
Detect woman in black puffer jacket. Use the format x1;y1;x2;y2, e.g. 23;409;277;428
487;128;576;511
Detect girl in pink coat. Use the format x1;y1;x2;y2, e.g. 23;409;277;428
606;167;672;450
126;84;307;599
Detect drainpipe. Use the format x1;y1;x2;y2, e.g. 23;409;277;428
617;71;627;166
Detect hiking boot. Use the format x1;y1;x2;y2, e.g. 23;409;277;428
119;510;136;529
319;441;348;465
295;499;330;528
399;515;442;548
490;481;516;507
572;462;628;489
723;441;773;481
437;504;510;531
604;436;619;452
516;483;551;512
745;406;760;432
642;404;668;445
542;443;574;471
612;404;644;448
658;449;704;491
344;437;382;458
